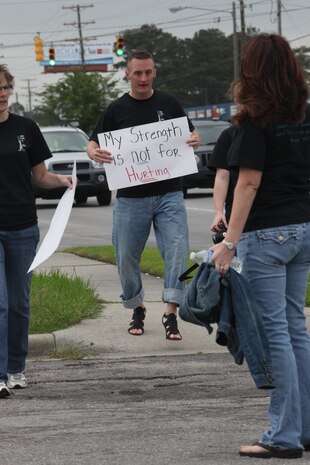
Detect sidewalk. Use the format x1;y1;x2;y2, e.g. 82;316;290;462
29;252;228;357
30;252;310;358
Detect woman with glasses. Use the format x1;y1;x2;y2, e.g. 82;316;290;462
0;64;73;398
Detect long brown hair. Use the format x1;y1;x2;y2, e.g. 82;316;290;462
231;34;309;127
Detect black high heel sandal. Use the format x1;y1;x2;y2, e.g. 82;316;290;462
162;313;182;341
128;306;146;336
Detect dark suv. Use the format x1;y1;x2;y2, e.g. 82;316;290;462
34;126;111;206
183;119;231;195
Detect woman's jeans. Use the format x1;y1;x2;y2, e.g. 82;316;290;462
0;225;39;381
237;222;310;449
112;192;189;309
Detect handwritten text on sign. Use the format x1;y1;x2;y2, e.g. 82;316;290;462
97;116;198;190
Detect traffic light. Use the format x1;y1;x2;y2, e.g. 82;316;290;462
34;36;44;62
115;36;124;56
48;47;56;66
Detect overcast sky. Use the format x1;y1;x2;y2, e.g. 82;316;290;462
1;0;310;110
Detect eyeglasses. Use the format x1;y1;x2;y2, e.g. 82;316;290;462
0;85;12;92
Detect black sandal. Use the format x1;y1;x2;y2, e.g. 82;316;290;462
162;313;182;341
128;306;146;336
239;442;303;459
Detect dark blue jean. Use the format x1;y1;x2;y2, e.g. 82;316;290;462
0;225;39;381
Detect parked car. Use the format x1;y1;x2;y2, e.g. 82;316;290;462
33;126;112;206
183;119;231;195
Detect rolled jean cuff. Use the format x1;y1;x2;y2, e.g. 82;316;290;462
121;289;145;309
162;288;184;306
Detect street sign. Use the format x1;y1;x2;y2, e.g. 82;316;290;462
40;43;114;67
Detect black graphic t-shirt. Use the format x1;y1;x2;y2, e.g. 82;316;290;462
228;106;310;231
90;90;194;198
0;113;52;230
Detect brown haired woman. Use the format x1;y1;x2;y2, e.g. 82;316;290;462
210;34;310;458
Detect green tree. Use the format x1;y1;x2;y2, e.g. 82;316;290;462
294;46;310;86
35;72;119;134
186;29;233;106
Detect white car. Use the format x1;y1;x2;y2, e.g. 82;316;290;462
33;126;111;206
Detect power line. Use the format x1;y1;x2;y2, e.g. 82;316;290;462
63;3;94;64
2;4;310;50
0;0;73;4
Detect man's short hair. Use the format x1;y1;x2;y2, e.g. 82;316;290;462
127;50;154;64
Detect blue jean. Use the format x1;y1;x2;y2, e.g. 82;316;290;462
179;262;275;389
112;192;189;308
237;223;310;450
0;225;39;381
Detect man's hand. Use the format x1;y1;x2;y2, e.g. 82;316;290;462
186;130;200;150
87;141;113;164
89;147;113;164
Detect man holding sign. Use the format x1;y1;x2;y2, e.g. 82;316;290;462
87;50;199;341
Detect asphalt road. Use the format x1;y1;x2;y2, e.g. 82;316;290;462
1;353;289;465
36;188;216;250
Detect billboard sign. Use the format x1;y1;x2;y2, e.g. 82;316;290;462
41;43;114;66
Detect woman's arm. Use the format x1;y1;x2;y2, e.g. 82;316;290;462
211;168;230;231
32;162;73;189
210;167;262;273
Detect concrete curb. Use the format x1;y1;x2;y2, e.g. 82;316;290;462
29;333;56;355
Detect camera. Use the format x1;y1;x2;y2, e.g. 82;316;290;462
212;221;227;244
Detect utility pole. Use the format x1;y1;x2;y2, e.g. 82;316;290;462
239;0;246;51
63;4;95;65
232;2;239;79
277;0;282;34
21;79;35;115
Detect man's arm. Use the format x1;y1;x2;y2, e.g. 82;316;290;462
210;167;262;273
186;129;200;150
87;140;113;164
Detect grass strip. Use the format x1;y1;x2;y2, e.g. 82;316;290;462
64;245;310;307
30;269;104;334
64;245;166;278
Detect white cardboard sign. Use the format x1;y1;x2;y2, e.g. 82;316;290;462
97;116;198;190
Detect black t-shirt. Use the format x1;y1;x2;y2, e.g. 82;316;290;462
209;125;237;222
0;113;52;230
90;90;195;197
228;107;310;231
